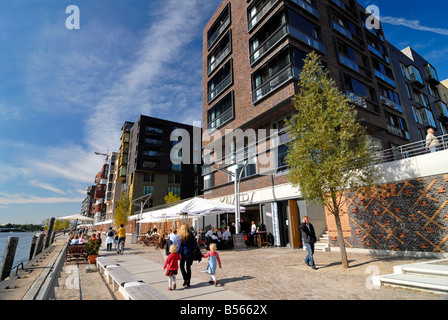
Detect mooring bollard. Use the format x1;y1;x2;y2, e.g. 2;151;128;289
29;233;38;261
0;237;19;281
33;233;46;259
44;217;55;249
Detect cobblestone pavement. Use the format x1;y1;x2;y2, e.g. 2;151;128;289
55;240;448;300
127;242;448;300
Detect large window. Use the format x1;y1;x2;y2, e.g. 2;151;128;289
207;59;233;103
412;106;436;128
207;3;231;50
251;46;305;102
207;91;234;130
207;31;231;75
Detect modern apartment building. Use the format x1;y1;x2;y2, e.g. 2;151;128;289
387;44;448;140
125;115;203;215
201;0;418;247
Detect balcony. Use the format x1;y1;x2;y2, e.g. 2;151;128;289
387;125;409;139
207;40;231;76
374;69;396;87
424;64;440;85
380;95;403;113
207;73;232;104
252;64;301;103
332;20;352;40
207;11;230;50
248;0;279;31
368;44;390;64
208;106;234;130
339;54;359;72
289;0;319;18
347;92;367;109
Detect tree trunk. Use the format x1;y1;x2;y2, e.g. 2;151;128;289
332;194;349;268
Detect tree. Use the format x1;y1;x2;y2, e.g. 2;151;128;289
114;192;132;227
285;52;380;268
164;192;181;204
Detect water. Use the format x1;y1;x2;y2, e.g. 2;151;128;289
0;232;38;269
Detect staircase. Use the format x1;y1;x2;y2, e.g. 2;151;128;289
303;231;330;252
372;259;448;294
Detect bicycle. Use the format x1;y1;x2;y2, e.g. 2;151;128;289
117;238;125;254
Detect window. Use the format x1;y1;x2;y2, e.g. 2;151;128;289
207;91;234;130
413;91;429;108
385;112;409;139
207;59;233;103
167;186;181;197
143;185;151;195
207;31;231;75
412;106;436;128
207;4;231;50
251;46;305;102
344;74;367;97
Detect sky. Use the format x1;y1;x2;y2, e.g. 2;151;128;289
0;0;447;225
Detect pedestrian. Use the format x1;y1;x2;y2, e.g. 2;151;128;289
163;244;181;291
177;223;200;287
300;216;317;270
425;127;440;153
202;243;222;287
166;229;173;256
106;227;115;251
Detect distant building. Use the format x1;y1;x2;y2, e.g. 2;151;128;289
387;44;447;140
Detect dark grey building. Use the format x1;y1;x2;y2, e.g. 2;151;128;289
387;43;447;142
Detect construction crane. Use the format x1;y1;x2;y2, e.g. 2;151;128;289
94;150;110;161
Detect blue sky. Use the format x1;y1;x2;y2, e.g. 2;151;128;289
0;0;447;225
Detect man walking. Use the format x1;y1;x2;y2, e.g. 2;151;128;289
425;127;440;153
301;216;317;270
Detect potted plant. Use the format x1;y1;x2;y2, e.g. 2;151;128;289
85;237;100;264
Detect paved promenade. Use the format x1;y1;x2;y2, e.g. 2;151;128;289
55;238;448;301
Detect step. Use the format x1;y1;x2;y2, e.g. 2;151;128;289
394;259;448;277
372;273;448;294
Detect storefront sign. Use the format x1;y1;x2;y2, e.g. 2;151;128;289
220;192;255;205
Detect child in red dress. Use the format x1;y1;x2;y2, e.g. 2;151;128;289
163;244;181;291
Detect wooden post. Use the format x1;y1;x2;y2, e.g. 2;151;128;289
1;237;19;281
33;233;45;258
44;217;55;249
29;233;38;261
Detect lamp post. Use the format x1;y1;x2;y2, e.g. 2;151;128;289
132;194;152;234
214;160;248;234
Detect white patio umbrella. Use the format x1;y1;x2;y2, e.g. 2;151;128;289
137;197;245;223
56;214;95;221
56;214;95;229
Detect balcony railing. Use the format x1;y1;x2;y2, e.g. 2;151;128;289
339;54;359;72
207;42;231;75
332;20;352;40
368;44;390;64
252;65;301;103
380;95;403;113
374;69;396;87
207;72;232;103
289;0;319;18
376;134;448;163
207;14;231;50
248;0;279;31
250;23;325;65
207;106;234;130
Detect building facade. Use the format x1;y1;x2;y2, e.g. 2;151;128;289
200;0;437;248
125;115;203;214
387;44;448;141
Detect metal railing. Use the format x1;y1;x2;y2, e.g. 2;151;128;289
38;242;67;300
376;134;448;163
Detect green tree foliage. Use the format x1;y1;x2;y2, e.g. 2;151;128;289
114;192;132;227
285;52;380;268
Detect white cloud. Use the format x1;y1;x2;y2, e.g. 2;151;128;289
30;180;67;195
0;192;83;205
381;16;448;36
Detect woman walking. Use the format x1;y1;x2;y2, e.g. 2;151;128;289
177;223;200;287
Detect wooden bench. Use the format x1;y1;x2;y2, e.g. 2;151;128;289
65;244;87;264
123;282;170;300
104;265;144;291
96;257;119;274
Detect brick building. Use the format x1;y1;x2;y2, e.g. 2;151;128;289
200;0;443;248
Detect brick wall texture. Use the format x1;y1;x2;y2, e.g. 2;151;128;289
326;174;448;253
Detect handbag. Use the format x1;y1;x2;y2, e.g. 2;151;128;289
192;245;202;262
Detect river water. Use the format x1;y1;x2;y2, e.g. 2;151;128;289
0;232;39;269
